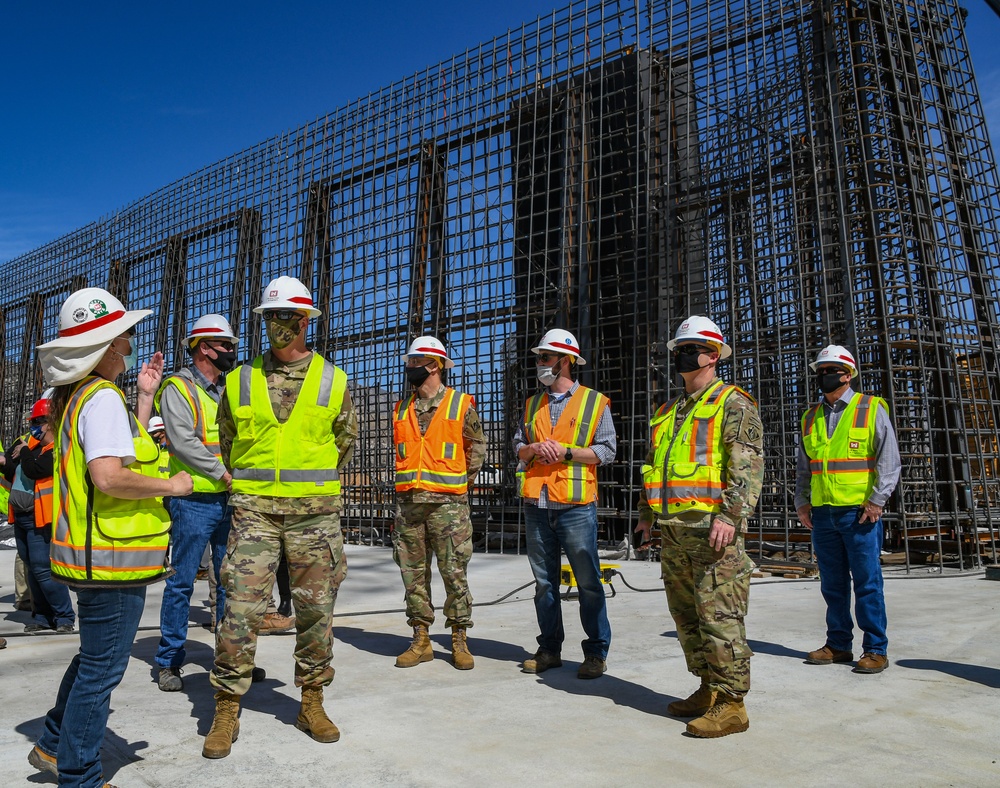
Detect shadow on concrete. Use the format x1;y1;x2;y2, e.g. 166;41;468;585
896;659;1000;688
661;630;808;661
334;625;528;664
533;664;678;719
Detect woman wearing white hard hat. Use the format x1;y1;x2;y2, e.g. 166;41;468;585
29;287;193;786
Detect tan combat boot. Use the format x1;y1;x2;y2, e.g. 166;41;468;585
451;627;475;670
296;687;341;742
667;680;716;718
202;691;241;758
395;624;433;667
685;694;749;738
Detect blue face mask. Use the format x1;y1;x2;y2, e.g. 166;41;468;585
117;338;138;371
29;424;44;441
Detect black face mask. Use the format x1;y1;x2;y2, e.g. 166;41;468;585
210;349;237;373
405;365;432;387
818;372;846;394
674;351;703;374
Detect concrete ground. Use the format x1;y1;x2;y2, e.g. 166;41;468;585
0;545;998;787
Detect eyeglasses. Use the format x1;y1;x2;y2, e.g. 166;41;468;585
673;345;711;357
536;353;561;363
405;356;436;368
262;309;301;322
816;367;847;376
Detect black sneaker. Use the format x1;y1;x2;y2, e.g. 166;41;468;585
158;667;184;692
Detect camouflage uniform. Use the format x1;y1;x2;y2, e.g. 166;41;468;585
639;376;764;698
393;385;486;628
210;350;357;696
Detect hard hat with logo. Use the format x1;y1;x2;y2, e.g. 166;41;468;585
148;416;166;433
30;398;50;421
809;345;859;378
666;315;732;360
402;336;455;369
253;276;322;318
186;314;239;347
531;329;587;365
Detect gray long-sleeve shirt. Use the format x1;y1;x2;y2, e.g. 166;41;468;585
159;365;227;482
794;386;901;509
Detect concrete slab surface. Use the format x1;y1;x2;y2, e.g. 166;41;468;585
1;545;998;787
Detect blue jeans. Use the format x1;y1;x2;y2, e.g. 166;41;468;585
155;493;231;668
524;502;611;659
13;511;75;628
811;505;888;655
36;586;146;788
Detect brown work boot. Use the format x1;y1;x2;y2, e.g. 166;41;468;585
577;655;607;679
28;745;57;776
296;687;341;742
522;649;562;674
258;611;295;635
202;691;241;759
686;695;749;738
395;624;433;668
854;652;888;674
806;644;854;665
667;681;716;718
451;627;475;670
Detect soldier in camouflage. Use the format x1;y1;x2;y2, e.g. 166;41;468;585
636;315;764;739
202;276;357;759
392;336;486;670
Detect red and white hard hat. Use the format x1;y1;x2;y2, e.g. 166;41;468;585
402;336;455;369
186;314;239;347
148;416;166;433
253;276;322;318
531;329;586;365
30;398;50;421
810;345;859;378
667;315;732;360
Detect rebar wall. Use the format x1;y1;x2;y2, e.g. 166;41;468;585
2;0;999;570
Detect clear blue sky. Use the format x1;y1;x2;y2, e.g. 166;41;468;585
2;1;999;263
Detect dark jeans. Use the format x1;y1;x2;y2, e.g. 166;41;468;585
13;510;75;628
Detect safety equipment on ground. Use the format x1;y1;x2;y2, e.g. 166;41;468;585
253;276;321;318
531;329;586;364
394;388;474;494
809;345;859;378
154;375;226;494
402;336;455;369
30;398;50;421
666;316;732;360
519;386;609;504
148;416;165;433
186;314;239;347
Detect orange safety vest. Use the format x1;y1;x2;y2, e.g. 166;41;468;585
520;386;610;505
394;388;474;494
28;437;54;527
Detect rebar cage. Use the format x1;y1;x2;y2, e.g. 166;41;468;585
3;0;999;570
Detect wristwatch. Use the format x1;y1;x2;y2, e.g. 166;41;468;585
564;447;573;462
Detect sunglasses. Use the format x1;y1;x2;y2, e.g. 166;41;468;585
536;353;561;363
673;345;712;357
816;367;847;376
262;309;301;322
204;340;235;352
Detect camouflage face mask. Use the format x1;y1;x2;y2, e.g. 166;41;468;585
266;315;302;349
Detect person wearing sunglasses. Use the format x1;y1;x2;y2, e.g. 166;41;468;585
204;276;357;758
513;329;616;680
796;345;899;676
635;315;763;739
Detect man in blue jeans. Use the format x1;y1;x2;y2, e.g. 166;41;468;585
153;314;241;692
513;329;616;679
795;345;901;674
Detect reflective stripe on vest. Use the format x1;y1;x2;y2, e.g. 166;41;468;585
50;377;171;586
801;393;883;507
154;374;225;493
641;381;739;515
520;386;610;505
31;438;54;527
226;354;347;497
394;388;473;494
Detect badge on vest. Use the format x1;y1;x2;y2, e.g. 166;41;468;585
849;441;859;449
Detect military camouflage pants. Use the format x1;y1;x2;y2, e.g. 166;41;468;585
392;501;473;628
660;524;754;698
210;507;347;696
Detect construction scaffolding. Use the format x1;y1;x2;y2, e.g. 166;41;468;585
2;0;999;570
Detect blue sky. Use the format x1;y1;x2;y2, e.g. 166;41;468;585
2;1;999;263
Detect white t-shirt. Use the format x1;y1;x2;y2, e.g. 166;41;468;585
78;389;136;466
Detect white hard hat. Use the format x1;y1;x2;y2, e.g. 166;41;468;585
810;345;859;378
253;276;322;318
148;416;165;433
531;329;586;365
666;315;732;360
186;314;239;347
402;336;455;369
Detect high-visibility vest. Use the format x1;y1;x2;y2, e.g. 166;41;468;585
22;436;54;528
394;388;474;494
520;386;610;505
154;374;226;493
801;392;885;507
641;380;746;515
226;353;347;497
0;438;9;516
50;376;171;586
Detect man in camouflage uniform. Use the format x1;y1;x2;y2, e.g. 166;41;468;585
637;315;764;738
203;276;357;759
392;336;486;671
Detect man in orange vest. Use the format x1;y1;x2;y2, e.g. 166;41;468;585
513;329;616;680
392;336;486;670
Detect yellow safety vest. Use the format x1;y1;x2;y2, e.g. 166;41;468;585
641;380;744;515
801;392;884;507
394;388;473;494
50;376;171;586
520;386;610;505
154;374;226;493
226;353;347;497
